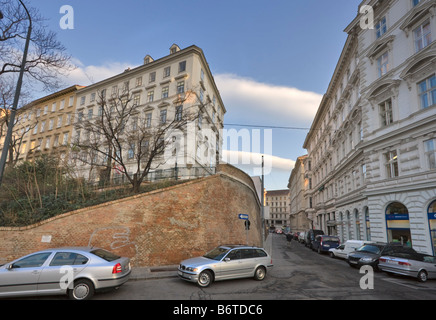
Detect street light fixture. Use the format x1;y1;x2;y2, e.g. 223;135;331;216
0;1;32;186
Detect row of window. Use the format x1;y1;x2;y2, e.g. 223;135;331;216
22;132;70;154
19;96;75;122
385;138;436;178
309;137;435;208
79;60;188;107
79;80;187;108
376;19;432;77
313;73;435;171
27;113;73;136
377;74;436;130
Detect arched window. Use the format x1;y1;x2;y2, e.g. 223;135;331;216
427;200;436;255
354;209;361;240
364;207;371;241
386;202;411;246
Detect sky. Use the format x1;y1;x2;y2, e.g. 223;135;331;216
28;0;362;190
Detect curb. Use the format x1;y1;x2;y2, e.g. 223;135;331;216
130;265;179;281
130;236;273;281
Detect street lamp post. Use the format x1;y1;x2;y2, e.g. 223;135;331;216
0;0;32;186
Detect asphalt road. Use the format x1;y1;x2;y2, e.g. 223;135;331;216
94;233;436;301
9;233;436;303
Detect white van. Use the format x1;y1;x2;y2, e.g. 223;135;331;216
298;232;306;244
328;240;373;259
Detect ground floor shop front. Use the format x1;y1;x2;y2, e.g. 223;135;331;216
311;188;436;255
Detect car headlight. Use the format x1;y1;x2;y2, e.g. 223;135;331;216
360;257;376;262
186;267;198;272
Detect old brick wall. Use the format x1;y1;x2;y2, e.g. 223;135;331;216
0;167;261;267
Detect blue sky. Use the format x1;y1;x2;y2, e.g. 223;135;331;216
32;0;362;190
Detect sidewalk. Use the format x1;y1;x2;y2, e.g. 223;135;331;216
130;234;273;281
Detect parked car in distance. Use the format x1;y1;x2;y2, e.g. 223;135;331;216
329;240;374;259
0;247;131;300
298;232;306;244
312;235;340;254
178;245;273;287
379;251;436;282
305;229;324;249
347;242;408;270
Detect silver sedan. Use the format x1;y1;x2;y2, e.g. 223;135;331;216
379;252;436;282
0;247;131;300
178;245;273;287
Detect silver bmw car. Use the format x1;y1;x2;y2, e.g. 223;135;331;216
178;245;273;287
0;247;131;300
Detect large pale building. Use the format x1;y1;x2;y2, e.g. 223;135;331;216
72;44;225;183
287;155;312;233
0;85;83;165
265;189;290;230
290;0;436;254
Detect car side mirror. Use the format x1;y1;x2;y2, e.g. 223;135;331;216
224;258;230;262
7;264;14;270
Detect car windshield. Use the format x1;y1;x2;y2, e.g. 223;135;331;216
322;236;339;242
90;249;120;262
356;245;381;254
203;247;231;261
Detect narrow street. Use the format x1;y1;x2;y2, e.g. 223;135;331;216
92;233;436;301
12;233;436;302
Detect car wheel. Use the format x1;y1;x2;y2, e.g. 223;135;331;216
69;279;95;300
254;266;266;281
329;252;335;258
197;270;213;287
417;270;428;283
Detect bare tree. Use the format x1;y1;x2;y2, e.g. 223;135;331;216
0;0;74;91
74;87;201;193
0;0;74;174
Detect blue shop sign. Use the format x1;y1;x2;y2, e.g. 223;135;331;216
428;212;436;220
386;214;409;220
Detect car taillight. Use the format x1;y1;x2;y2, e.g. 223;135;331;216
379;258;386;263
112;263;122;274
398;261;411;266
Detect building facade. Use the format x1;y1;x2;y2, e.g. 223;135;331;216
0;85;83;165
72;44;225;183
291;0;436;254
1;44;226;188
288;155;312;232
265;189;290;230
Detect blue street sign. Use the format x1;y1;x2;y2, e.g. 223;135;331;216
238;214;249;220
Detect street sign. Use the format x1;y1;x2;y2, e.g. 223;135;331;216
238;214;249;220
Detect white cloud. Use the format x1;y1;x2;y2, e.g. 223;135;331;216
65;58;133;86
215;73;322;126
222;150;295;176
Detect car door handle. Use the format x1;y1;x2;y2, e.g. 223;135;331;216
31;270;39;275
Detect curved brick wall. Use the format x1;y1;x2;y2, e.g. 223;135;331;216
0;168;261;267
